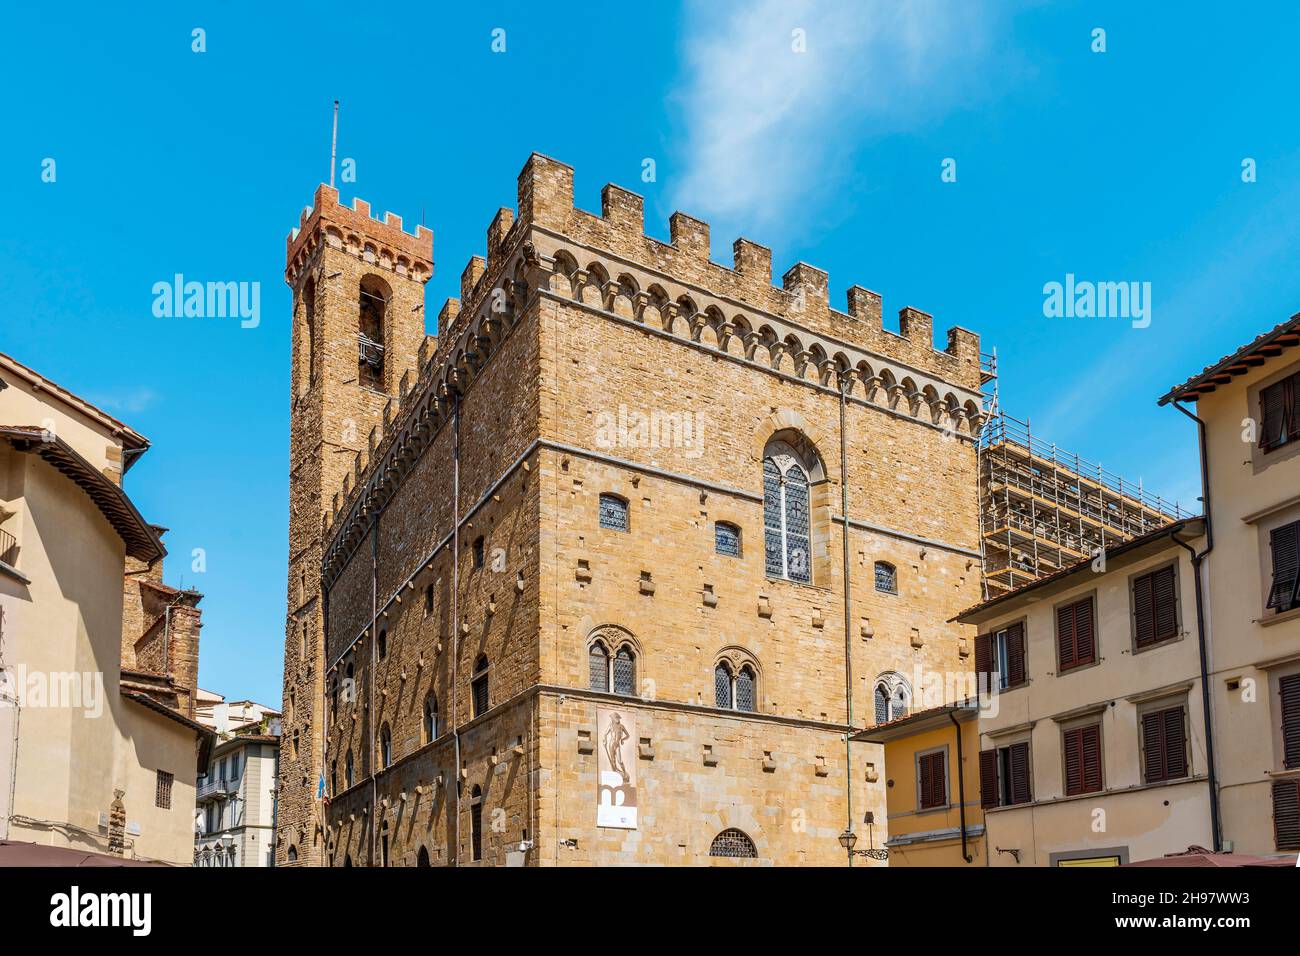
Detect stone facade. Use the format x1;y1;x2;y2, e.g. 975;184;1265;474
279;154;986;865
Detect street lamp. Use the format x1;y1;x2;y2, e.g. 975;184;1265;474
839;812;889;861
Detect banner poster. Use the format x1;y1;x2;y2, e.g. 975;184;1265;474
596;706;637;829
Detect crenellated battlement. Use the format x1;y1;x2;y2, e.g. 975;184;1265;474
506;153;981;391
284;183;433;288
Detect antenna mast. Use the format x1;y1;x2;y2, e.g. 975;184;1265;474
329;100;339;188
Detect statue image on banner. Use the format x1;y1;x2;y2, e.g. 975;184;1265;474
596;707;637;829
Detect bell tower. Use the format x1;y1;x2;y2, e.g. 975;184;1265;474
278;184;432;865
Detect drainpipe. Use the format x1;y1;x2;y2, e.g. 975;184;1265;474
451;391;462;867
1169;399;1220;852
839;375;855;867
369;523;378;866
948;709;972;863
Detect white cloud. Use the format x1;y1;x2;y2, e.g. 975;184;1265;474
87;385;158;415
667;0;1008;238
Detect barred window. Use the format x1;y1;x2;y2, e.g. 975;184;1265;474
599;494;629;532
471;655;490;717
715;522;741;557
379;724;392;769
613;646;636;696
709;828;757;858
874;561;897;594
155;770;173;810
588;642;610;692
735;666;756;713
470;785;484;862
763;453;811;583
714;662;733;709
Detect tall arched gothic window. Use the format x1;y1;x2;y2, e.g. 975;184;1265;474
763;440;813;583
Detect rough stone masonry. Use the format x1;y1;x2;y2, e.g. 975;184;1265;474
277;153;985;866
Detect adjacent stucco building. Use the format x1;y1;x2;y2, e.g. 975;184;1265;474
1160;313;1300;858
0;351;211;865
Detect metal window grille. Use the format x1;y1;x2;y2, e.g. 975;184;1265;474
784;469;811;583
589;643;610;692
155;770;173;810
763;460;784;577
599;494;628;532
613;647;636;695
709;828;757;858
875;686;890;724
735;667;755;712
715;522;741;557
875;562;897;593
714;663;733;709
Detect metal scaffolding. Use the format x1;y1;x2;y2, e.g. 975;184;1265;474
976;406;1190;601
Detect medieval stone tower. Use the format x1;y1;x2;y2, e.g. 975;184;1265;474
288;154;987;867
278;185;432;865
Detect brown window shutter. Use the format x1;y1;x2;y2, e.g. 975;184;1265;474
1152;566;1178;641
1008;741;1032;804
1075;598;1095;665
1133;571;1155;646
1290;374;1300;441
1056;603;1076;670
1063;728;1083;796
1267;522;1300;611
919;752;946;809
975;634;994;695
1007;622;1027;687
1081;724;1103;793
1281;674;1300;770
1262;379;1287;449
1142;711;1165;783
1274;779;1300;850
979;749;999;808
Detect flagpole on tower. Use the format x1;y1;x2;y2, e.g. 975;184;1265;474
329;100;339;188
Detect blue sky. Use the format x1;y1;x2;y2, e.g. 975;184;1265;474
3;1;1298;706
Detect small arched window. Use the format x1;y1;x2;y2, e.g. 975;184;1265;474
377;628;387;661
417;846;431;867
345;749;354;789
599;493;629;532
423;694;439;743
715;658;758;712
874;675;911;724
875;561;898;594
709;828;757;858
715;521;742;557
588;641;610;692
472;536;485;569
330;759;337;796
471;655;490;717
379;724;392;769
763;444;812;583
714;662;733;709
424;583;434;616
287;845;298;864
